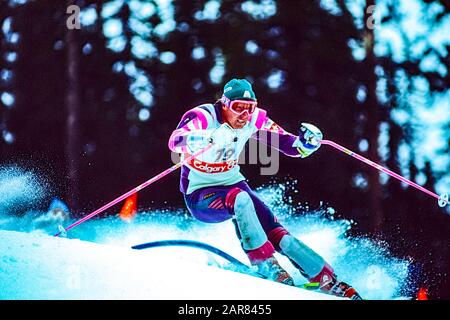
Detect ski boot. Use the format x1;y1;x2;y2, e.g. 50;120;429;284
256;256;295;286
322;279;362;300
309;264;362;300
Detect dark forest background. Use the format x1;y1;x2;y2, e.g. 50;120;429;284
0;0;449;298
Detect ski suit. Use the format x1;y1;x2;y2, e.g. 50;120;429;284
168;102;332;282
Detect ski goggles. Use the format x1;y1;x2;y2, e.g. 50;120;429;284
221;95;257;116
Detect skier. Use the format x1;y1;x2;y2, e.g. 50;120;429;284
168;78;362;300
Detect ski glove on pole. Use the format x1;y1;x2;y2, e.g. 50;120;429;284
293;123;323;158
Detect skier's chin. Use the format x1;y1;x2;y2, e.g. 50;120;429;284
234;119;247;129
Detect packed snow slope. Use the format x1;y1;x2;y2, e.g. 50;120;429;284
0;167;412;300
0;229;344;300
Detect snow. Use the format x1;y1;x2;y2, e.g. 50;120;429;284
0;168;412;300
0;229;340;300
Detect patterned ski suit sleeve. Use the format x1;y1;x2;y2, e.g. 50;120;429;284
168;107;210;154
252;111;305;158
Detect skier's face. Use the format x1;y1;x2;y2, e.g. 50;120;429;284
222;104;249;129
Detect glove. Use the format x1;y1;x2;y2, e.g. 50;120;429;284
293;123;323;158
185;130;210;154
186;123;237;154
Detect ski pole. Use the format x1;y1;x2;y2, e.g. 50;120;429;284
54;143;214;237
321;139;448;208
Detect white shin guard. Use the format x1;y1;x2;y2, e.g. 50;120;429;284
234;191;268;250
279;234;325;278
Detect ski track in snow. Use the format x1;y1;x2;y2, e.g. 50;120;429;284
0;167;412;300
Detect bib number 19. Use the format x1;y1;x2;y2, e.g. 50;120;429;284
215;148;235;162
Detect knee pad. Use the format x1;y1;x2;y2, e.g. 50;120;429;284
224;187;242;212
229;190;270;251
